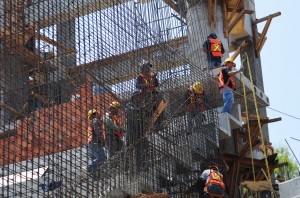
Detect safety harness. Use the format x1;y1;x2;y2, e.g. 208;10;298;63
140;73;156;93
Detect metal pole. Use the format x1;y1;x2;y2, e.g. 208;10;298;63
285;139;300;175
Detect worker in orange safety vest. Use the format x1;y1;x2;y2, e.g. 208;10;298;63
86;109;107;179
185;81;208;134
102;101;125;158
203;33;225;69
200;165;225;198
218;57;243;114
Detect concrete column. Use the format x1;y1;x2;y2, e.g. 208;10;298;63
185;0;229;78
57;19;76;71
56;19;76;102
242;38;269;141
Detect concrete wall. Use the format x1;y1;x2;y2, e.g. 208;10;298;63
279;177;300;198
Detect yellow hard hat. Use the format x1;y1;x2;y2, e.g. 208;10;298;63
88;109;97;120
224;57;234;64
110;101;121;109
192;82;203;94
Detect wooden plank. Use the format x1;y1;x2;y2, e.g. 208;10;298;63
255;17;272;52
163;0;179;13
241;112;269;120
228;0;243;24
252;12;281;25
145;99;168;134
228;10;254;33
221;0;229;38
25;28;76;54
0;102;24;118
230;40;247;61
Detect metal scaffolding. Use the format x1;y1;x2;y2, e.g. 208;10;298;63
0;0;223;197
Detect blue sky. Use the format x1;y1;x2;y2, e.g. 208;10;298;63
255;0;300;167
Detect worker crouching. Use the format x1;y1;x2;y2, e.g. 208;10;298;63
200;165;225;198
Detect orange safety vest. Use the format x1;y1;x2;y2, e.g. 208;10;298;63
209;38;223;57
140;73;156;93
186;89;206;112
102;113;123;139
205;169;225;197
218;70;235;91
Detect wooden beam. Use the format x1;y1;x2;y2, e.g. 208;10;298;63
252;12;281;25
228;9;254;33
25;28;76;54
163;0;179;13
0;102;24;118
221;0;229;38
228;0;243;24
230;40;248;61
258;37;267;54
145;99;168;134
255;16;272;52
241;112;269;120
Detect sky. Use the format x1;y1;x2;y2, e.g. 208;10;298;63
255;0;300;167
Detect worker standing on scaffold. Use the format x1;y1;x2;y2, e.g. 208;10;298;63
218;58;243;114
203;33;225;70
135;60;163;129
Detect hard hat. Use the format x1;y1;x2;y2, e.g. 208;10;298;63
209;165;219;172
224;57;234;64
110;101;121;109
208;32;217;39
139;60;152;70
192;82;204;94
88;109;97;120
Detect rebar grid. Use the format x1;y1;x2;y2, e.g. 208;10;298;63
0;1;222;197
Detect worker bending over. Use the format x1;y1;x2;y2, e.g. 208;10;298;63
200;165;225;198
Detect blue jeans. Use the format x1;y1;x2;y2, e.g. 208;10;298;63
221;88;234;114
208;58;222;69
87;143;107;173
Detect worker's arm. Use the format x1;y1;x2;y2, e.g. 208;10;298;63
221;42;225;54
136;75;149;89
228;66;243;76
103;113;120;131
155;76;159;88
202;41;208;53
91;118;102;142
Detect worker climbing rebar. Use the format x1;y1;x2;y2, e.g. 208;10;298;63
86;109;107;180
102;101;125;158
185;81;208;134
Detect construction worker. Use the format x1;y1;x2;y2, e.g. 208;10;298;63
125;91;149;173
136;60;163;129
102;101;125;158
218;58;243;114
200;165;225;198
185;82;208;134
203;33;225;69
86;109;107;178
136;60;159;95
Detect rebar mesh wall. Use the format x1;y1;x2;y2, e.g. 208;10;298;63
0;1;221;197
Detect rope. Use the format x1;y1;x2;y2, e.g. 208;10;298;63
244;52;274;198
241;59;257;197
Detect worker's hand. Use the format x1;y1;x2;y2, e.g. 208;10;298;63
238;66;244;73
